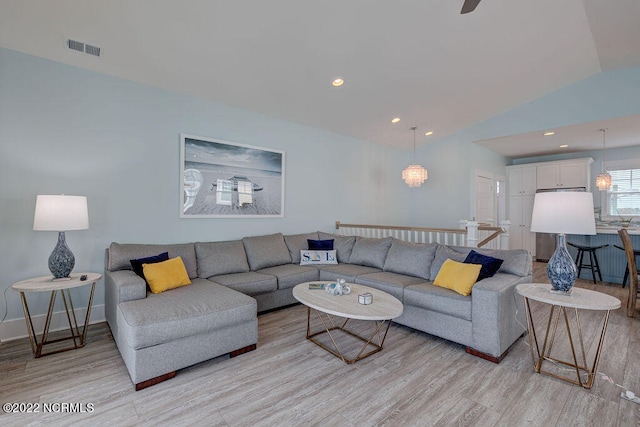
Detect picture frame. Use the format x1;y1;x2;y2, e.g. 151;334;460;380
180;134;285;218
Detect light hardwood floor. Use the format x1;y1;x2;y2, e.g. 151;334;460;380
1;263;639;426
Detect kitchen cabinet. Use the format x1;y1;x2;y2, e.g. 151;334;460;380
509;195;536;255
536;159;593;190
507;158;592;255
507;166;536;196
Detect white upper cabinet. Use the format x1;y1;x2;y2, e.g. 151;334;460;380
507;166;537;196
535;159;593;190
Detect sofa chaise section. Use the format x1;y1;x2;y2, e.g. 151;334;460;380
105;242;258;390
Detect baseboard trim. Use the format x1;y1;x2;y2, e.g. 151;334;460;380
0;304;105;342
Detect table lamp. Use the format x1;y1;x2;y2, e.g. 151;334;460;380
530;191;596;294
33;195;89;280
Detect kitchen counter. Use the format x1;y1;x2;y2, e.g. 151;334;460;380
595;225;640;235
567;229;640;284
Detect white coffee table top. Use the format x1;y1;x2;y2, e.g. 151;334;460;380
293;281;403;321
516;283;621;311
12;273;102;292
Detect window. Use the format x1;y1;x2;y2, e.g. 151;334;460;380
601;159;640;219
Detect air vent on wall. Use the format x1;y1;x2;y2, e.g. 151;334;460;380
66;38;102;58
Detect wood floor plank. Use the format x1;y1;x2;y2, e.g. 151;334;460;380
1;262;638;426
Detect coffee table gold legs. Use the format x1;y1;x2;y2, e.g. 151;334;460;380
304;307;392;364
523;297;612;389
19;283;96;358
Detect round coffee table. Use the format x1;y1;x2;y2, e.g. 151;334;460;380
293;281;403;364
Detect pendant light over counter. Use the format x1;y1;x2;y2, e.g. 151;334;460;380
402;126;428;188
595;128;612;191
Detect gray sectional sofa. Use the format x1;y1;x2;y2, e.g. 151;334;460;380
105;231;532;390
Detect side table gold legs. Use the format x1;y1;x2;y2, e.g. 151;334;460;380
19;283;96;358
523;297;612;389
304;307;392;364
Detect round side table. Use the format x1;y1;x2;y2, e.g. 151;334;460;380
12;272;101;358
516;283;620;389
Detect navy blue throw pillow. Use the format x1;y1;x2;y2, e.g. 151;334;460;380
307;239;334;250
463;250;503;282
130;252;170;279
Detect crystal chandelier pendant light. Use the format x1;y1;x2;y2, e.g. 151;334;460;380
402;126;428;187
596;128;612;191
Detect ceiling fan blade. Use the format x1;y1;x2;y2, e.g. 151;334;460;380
461;0;481;14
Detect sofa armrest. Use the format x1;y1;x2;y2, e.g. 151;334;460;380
104;270;147;334
470;273;530;358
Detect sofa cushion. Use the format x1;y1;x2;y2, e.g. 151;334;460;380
108;242;198;279
257;264;319;290
318;232;356;263
130;252;169;279
429;245;468;280
117;279;256;350
208;271;277;296
434;259;481;296
300;250;338;265
348;237;393;269
404;283;472;321
195;240;250;278
318;264;382;282
243;233;292;271
283;232;318;264
437;245;532;277
464;250;503;282
143;256;192;294
468;247;531;277
384;240;437;280
355;271;425;301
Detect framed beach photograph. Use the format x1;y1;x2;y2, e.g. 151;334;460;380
180;134;285;218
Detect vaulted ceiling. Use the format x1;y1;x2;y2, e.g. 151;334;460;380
1;0;639;154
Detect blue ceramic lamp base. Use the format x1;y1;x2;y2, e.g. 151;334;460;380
546;234;577;295
48;231;75;281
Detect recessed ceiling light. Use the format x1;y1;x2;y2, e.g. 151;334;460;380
543;131;555;136
332;78;344;87
425;131;434;136
559;144;569;148
391;117;400;123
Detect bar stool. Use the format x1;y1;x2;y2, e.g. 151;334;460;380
567;242;609;284
614;244;640;288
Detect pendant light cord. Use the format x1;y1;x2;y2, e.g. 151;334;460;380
411;126;417;163
600;128;608;172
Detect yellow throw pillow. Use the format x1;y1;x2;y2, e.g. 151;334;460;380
433;259;482;296
143;256;192;294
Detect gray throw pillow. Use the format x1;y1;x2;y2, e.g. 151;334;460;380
284;232;319;264
318;232;356;263
195;240;250;278
383;240;438;280
468;247;532;277
429;245;467;280
242;233;292;270
348;237;393;269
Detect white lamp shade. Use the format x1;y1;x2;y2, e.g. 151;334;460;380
33;195;89;231
530;192;596;235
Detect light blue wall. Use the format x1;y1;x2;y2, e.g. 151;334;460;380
0;48;411;322
407;66;640;227
465;67;640;141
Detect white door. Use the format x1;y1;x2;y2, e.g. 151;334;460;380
475;173;495;225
